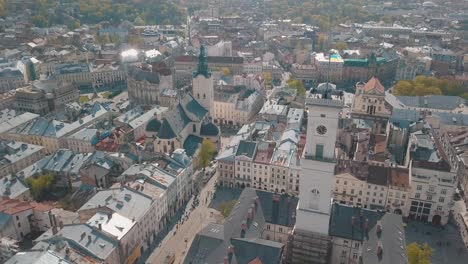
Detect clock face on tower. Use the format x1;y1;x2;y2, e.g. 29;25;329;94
316;125;327;135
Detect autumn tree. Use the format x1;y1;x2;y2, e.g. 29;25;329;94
0;0;5;17
219;200;236;218
407;242;432;264
287;77;307;97
317;35;328;52
393;76;466;98
333;41;348;51
262;72;272;86
196;139;216;169
26;173;55;201
222;67;231;76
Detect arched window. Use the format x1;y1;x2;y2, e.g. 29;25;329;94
203;94;206;99
197;93;200;99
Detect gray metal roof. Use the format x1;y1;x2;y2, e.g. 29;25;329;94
0;109;38;134
78;187;152;222
5;250;72;264
14;103;108;139
0;141;44;164
396;95;466;111
0;175;29;199
36;224;118;261
361;213;408;264
184;188;283;264
68;128;98;142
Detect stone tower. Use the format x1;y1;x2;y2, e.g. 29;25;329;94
289;86;344;263
192;45;214;116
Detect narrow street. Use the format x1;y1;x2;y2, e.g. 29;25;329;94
146;171;221;264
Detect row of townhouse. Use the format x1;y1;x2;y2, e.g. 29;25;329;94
47;63;126;88
24;148;194;264
1;103;112;154
218;122;304;196
334;122;457;225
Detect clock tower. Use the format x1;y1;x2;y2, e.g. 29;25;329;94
192;45;214;116
289;84;343;263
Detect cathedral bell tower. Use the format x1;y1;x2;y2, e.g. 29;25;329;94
192;45;214;116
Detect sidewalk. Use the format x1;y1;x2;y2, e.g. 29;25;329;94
144;172;220;264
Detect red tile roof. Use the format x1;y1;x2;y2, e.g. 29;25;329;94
30;201;54;212
363;77;385;94
248;257;263;264
0;199;54;215
0;199;33;215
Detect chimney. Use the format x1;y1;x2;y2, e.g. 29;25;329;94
98;223;102;230
376;221;382;235
48;211;54;227
247;208;252;220
377;241;383;256
52;214;58;227
241;220;247;231
88;235;92;243
81;232;86;240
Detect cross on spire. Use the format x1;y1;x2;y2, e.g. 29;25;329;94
194;45;211;78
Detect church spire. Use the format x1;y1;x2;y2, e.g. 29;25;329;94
194;45;211;78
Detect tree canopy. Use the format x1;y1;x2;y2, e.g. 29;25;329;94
26;173;55;201
197;139;217;169
262;72;272;86
219;200;236;218
23;0;187;27
407;242;432;264
222;67;231;76
262;0;374;30
393;76;467;99
287;77;307;96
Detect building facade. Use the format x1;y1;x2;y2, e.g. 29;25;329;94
14;80;79;115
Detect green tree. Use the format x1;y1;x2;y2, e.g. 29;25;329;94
393;76;464;97
287;78;307;97
0;0;6;17
100;34;111;44
196;139;216;169
31;15;48;27
129;36;144;46
222;67;231;76
393;80;414;95
72;20;81;30
333;41;348;51
317;35;327;52
219;200;236;218
407;242;432;264
262;72;272;86
26;173;55;200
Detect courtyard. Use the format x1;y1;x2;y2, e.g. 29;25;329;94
405;221;467;264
